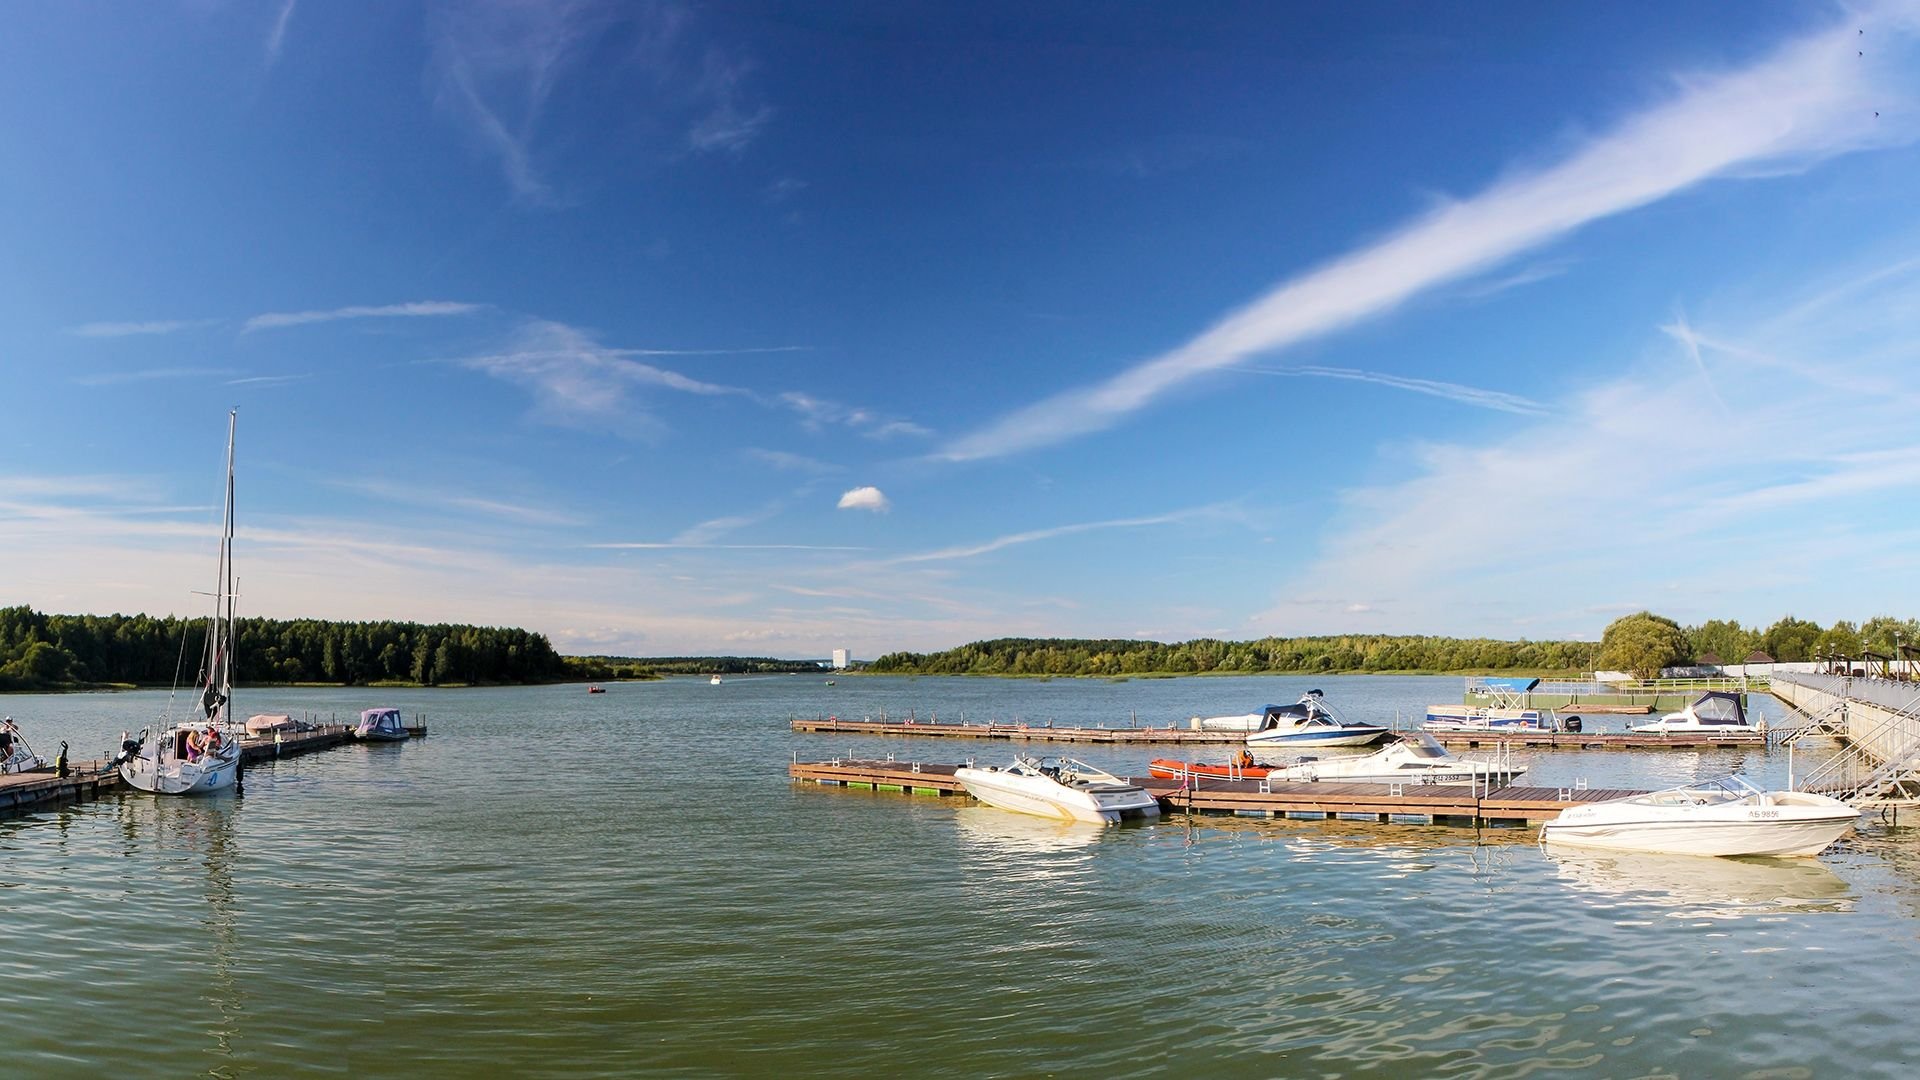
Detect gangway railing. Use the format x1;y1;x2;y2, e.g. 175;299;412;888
1791;685;1920;807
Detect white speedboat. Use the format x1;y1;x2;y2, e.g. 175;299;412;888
355;708;410;742
1243;691;1389;751
117;411;243;796
709;674;723;686
1540;774;1857;857
1632;691;1756;734
1;717;48;774
1261;733;1524;784
955;755;1161;824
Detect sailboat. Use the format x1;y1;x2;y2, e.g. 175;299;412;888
117;410;243;795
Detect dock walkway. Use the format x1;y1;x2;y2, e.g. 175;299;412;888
0;722;428;820
790;757;1641;826
792;715;1766;751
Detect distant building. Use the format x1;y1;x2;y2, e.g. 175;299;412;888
831;648;850;670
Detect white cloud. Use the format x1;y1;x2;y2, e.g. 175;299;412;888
244;300;483;332
779;391;929;439
1236;365;1548;415
71;319;214;338
742;448;841;474
74;367;236;386
884;508;1211;565
457;318;747;431
327;477;586;527
1256;249;1920;637
942;9;1920;461
837;486;890;513
265;0;296;65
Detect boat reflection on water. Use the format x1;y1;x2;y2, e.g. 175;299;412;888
1547;848;1855;916
951;805;1107;857
111;794;246;1062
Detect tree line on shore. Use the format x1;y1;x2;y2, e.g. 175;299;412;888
870;613;1920;679
0;606;571;690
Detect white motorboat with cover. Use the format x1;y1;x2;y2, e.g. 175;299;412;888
1631;691;1756;734
1;717;48;774
355;708;410;742
955;754;1161;824
1539;774;1857;857
1250;734;1523;784
115;410;243;795
1243;691;1389;753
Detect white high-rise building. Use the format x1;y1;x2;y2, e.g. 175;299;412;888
831;648;850;670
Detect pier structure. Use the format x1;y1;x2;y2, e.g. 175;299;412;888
791;714;1767;750
1771;672;1920;808
0;719;428;820
789;755;1642;827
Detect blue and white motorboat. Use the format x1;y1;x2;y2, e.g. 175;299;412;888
1631;691;1756;735
1243;691;1390;753
355;708;410;742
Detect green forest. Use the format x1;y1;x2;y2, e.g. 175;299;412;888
868;613;1920;678
0;606;571;690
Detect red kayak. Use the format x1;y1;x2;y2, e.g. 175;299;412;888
1147;758;1271;781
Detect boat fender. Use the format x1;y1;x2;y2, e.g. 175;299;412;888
55;741;68;779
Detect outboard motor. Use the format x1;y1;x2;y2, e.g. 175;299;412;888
110;732;142;768
1563;715;1582;733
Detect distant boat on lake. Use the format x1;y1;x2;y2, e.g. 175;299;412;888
587;685;606;694
710;674;723;686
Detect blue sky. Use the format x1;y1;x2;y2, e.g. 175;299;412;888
6;2;1920;658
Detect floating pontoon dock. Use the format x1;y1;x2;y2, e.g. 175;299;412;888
791;715;1768;750
0;720;427;819
790;757;1645;826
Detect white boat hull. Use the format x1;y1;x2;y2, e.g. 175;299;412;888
1190;713;1264;733
1247;725;1389;751
955;767;1160;825
1541;814;1856;857
119;740;239;795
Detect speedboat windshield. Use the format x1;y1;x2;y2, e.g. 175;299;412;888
1406;733;1450;758
1630;774;1764;807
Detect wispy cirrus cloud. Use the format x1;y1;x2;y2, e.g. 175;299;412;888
70;319;216;338
742;448;842;474
779;391;930;439
1257;246;1920;637
884;507;1214;565
1236;365;1548;415
456;318;749;433
941;9;1920;462
428;2;771;201
586;542;866;552
265;0;297;65
74;367;237;386
327;477;586;527
243;300;483;332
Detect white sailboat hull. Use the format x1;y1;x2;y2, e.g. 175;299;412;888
119;740;240;795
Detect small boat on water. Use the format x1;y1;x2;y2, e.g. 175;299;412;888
1540;774;1857;857
587;685;607;694
1151;733;1525;785
955;754;1161;824
1422;707;1572;733
1631;691;1757;735
117;411;243;796
1;717;48;774
709;674;723;686
355;708;410;742
1240;691;1389;751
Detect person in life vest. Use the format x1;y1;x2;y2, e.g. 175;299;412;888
1237;748;1255;770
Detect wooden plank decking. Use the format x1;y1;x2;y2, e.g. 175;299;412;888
791;715;1767;751
789;757;1644;825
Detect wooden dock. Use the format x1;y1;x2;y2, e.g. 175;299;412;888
789;716;1244;744
792;715;1768;751
789;757;1644;826
0;722;427;820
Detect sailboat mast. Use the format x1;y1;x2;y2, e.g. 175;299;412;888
221;409;236;712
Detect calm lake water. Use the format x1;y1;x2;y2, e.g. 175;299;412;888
3;675;1917;1077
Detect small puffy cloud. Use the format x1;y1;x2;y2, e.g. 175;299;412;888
837;486;890;513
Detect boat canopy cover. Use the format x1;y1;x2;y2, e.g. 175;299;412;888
359;708;402;727
1479;677;1540;692
1690;691;1746;725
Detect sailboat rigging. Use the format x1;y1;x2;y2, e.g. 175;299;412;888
117;409;243;795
